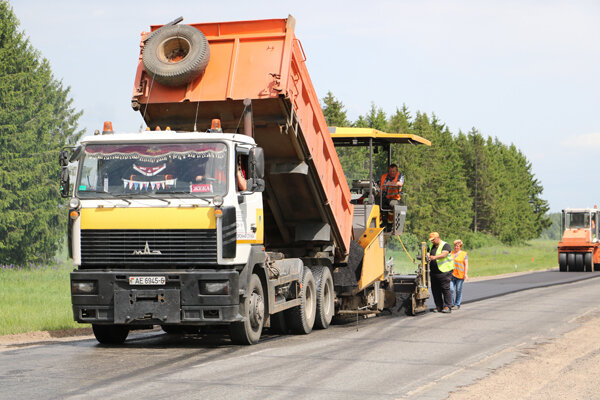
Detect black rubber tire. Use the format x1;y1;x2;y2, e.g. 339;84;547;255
92;324;129;345
595;264;600;272
143;24;210;87
268;312;288;334
559;253;567;272
285;268;317;334
230;274;264;345
567;253;575;272
585;253;593;272
575;253;584;272
311;266;334;329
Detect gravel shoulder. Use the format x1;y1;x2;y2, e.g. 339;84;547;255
0;328;93;351
449;308;600;399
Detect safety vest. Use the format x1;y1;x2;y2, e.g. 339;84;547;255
380;173;402;200
429;240;454;273
452;250;468;279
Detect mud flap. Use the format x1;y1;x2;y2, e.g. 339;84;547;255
114;289;181;324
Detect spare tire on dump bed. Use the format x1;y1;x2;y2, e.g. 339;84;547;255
142;24;210;87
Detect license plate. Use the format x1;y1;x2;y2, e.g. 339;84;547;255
129;276;166;285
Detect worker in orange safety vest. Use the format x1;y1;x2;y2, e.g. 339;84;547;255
379;164;404;231
450;239;469;309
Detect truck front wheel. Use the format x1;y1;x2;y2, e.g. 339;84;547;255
92;324;129;345
230;273;264;345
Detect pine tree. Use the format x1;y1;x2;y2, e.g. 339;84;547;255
388;105;412;134
0;1;83;265
321;91;350;127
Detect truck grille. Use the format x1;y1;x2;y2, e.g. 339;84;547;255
80;229;217;267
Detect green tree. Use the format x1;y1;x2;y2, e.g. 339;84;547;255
0;1;83;265
321;91;350;127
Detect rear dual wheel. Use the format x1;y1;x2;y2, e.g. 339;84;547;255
311;266;335;329
285;268;317;334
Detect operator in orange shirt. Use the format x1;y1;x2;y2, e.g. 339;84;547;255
380;164;404;231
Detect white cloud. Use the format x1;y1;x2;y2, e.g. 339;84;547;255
562;133;600;148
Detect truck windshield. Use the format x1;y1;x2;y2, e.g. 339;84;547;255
76;142;227;198
565;212;590;229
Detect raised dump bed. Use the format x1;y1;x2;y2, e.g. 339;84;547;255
131;16;352;259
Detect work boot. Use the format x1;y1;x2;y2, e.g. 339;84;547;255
441;307;451;313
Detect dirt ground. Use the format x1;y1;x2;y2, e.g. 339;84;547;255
0;328;93;351
449;309;600;399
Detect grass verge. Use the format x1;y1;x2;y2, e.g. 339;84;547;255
388;239;557;277
0;261;87;336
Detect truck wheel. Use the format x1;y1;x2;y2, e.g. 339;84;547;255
311;266;334;329
285;268;317;334
269;312;288;334
143;24;210;87
585;253;593;272
575;253;584;271
559;253;567;272
567;253;575;271
92;324;129;344
230;273;264;345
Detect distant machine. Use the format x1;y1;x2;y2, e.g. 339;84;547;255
558;207;600;272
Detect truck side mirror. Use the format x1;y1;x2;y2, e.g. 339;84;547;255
247;147;265;192
59;150;70;167
59;147;74;198
60;167;70;198
249;147;264;179
69;145;82;162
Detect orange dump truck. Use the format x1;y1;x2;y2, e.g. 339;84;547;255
61;16;430;345
558;208;600;272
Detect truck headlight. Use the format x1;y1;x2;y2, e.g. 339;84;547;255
199;280;229;295
213;195;224;207
69;197;81;209
71;281;97;294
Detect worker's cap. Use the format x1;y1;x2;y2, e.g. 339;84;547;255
428;232;440;241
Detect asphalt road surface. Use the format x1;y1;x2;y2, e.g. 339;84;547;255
2;270;600;400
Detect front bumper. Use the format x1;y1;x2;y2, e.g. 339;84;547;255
71;269;241;325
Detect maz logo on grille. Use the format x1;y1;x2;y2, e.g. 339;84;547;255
132;241;162;255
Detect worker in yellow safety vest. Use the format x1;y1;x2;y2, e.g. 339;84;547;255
450;239;469;309
427;232;454;313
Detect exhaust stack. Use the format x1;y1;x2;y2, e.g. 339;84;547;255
243;98;253;138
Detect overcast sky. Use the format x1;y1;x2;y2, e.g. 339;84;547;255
9;0;600;212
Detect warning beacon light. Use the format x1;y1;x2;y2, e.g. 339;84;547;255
102;121;114;135
210;119;223;133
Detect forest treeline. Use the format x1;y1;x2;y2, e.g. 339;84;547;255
322;92;551;245
0;2;82;265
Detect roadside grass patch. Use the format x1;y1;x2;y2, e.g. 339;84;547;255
388;239;557;277
0;261;86;336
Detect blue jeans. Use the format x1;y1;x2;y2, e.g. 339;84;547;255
450;276;464;306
